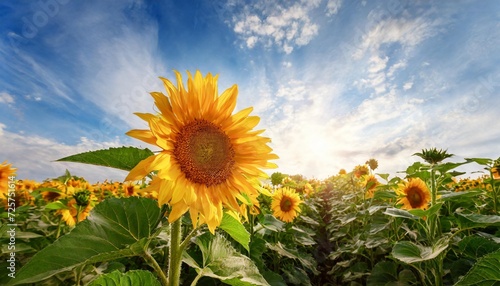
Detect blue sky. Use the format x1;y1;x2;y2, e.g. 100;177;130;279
1;0;499;182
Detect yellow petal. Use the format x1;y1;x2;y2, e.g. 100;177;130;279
126;129;156;146
150;92;173;116
168;202;189;223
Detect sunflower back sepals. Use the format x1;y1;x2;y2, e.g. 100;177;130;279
413;148;454;165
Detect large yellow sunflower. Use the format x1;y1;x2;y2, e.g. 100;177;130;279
125;70;278;233
271;187;302;222
396;178;431;210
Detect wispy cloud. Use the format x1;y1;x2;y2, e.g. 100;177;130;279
0;126;127;182
231;0;324;53
0;91;15;104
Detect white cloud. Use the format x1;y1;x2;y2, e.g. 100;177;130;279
0;129;129;182
276;79;307;101
403;81;413;90
326;0;342;16
0;92;14;104
353;17;439;59
231;0;321;53
387;60;407;78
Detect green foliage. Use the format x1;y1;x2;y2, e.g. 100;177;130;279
8;197;164;285
455;249;500;285
270;172;285;186
367;261;416;286
88;270;161;286
392;240;449;264
56;147;154;171
219;212;251;252
4;151;500;286
184;233;270;286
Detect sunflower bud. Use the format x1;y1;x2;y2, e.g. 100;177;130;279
73;190;91;207
366;158;378;170
413;148;453;164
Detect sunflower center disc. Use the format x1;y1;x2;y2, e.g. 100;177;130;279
408;187;422;208
174;119;235;186
280;197;293;212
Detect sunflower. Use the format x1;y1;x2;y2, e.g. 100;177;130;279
0;161;16;198
396;178;431;210
271;187;302;222
492;166;500;180
58;189;94;227
125;70;278;233
363;175;380;199
353;165;369;178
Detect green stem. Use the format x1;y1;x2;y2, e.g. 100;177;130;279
430;166;437;206
143;250;168;286
55;216;63;239
75;205;82;225
429;166;438;242
179;227;198;250
74;265;84;286
490;170;498;215
190;271;203;286
167;219;183;286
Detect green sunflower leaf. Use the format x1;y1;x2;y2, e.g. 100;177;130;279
455;248;500;286
392;239;448;264
219;212;250;252
383;208;419;220
464;157;493;166
56;147;154;171
8;197;164;285
456;213;500;229
188;233;270;286
458;235;500;260
88;270;161;286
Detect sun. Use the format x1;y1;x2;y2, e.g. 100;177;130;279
125;70;278;233
396;178;431;210
271;187;302;222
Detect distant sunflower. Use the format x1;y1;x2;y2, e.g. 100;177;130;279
363;175;380;199
271;187;302;222
353;165;369;178
0;161;16;198
59;198;93;227
126;70;278;233
492;166;500;180
396;178;431;210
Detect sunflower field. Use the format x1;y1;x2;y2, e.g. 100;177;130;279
1;71;500;286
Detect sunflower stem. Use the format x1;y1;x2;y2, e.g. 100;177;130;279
429;166;438;241
490;169;498;215
143;250;168;286
167;219;183;286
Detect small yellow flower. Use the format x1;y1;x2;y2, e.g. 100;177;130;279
396;178;431;210
271;187;302;222
58;198;93;227
121;181;140;197
0;161;16;198
353;165;369;178
58;190;95;227
363;175;380;199
491;166;500;180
